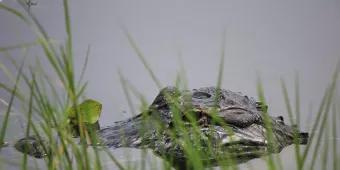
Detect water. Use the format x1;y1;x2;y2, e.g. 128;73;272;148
1;101;339;170
0;109;44;170
1;0;340;169
0;110;162;170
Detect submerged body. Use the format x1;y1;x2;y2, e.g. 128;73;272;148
98;87;308;168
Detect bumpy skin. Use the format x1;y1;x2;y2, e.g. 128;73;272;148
98;86;308;168
14;136;49;159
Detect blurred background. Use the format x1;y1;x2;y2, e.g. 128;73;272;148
1;0;339;169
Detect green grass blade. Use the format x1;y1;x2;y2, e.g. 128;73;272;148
123;29;162;89
0;41;38;52
294;72;301;126
301;62;339;166
0;3;29;24
332;103;338;170
176;53;189;90
216;30;226;89
321;119;330;170
63;0;73;68
0;60;24;146
77;45;90;86
103;149;125;170
280;78;295;125
257;77;278;170
309;99;330;170
21;72;35;170
123;79;149;107
0;59;16;85
118;71;137;115
280;78;302;169
0;82;25;102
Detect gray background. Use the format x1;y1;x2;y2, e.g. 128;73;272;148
0;0;339;169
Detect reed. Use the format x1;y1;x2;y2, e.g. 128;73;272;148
0;1;339;170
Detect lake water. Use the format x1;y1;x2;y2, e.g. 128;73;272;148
1;0;339;169
1;98;339;170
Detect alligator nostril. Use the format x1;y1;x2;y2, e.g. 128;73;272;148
192;92;211;99
299;132;309;145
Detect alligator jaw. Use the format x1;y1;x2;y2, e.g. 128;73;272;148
97;115;145;148
96;113;309;170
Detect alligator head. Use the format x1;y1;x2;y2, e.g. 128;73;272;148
98;86;308;169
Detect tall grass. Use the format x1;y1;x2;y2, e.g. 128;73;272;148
0;0;123;170
0;59;24;146
0;1;339;170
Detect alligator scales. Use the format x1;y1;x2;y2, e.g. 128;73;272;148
98;87;308;168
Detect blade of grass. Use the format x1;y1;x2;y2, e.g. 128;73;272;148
308;93;330;169
294;72;301;126
34;60;64;110
123;79;149;107
76;82;88;99
176;51;189;90
2;1;102;169
257;77;277;170
21;73;35;170
0;60;16;84
0;41;38;52
63;0;73;68
14;1;67;87
77;45;90;86
332;103;338;170
16;0;58;57
214;30;241;170
0;51;26;102
280;78;302;169
321;119;330;170
300;87;328;164
1;1;66;88
301;62;339;167
118;71;137;116
308;80;337;169
0;82;25;102
0;59;24;146
0;3;29;24
280;78;295;125
216;29;226;90
123;29;162;89
103;148;125;170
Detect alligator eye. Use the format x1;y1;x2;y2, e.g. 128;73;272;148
276;116;285;124
192;92;211;99
277;116;284;122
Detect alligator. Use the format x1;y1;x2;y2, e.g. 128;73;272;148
12;86;308;169
98;86;309;169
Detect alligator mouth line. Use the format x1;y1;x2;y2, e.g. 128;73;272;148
221;137;267;147
191;106;253;115
219;106;253;114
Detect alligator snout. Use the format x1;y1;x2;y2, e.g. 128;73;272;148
298;132;309;145
272;115;309;145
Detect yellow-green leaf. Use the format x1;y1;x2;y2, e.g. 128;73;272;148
67;99;102;124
